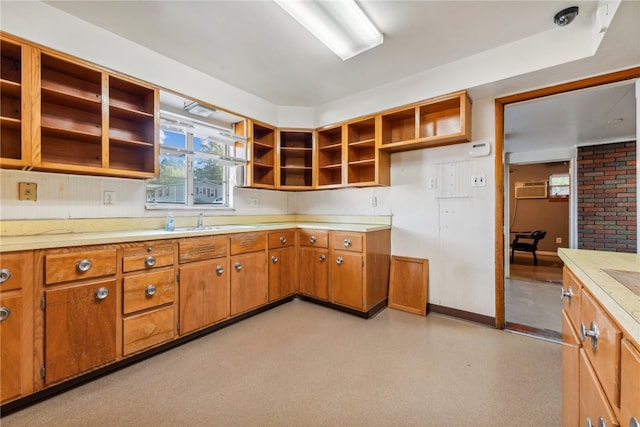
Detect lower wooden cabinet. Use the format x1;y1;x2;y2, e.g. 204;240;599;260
562;309;581;427
123;305;174;356
267;230;297;302
579;350;619;427
298;246;329;300
178;258;230;335
620;339;640;427
44;279;117;384
1;293;24;402
230;251;267;316
331;251;364;310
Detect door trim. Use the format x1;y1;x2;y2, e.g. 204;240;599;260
494;67;640;329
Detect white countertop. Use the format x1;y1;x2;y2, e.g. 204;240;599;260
559;248;640;345
0;221;391;252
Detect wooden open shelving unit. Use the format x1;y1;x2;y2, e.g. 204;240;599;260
279;130;313;189
316;125;344;188
347;116;389;186
248;121;276;188
379;90;471;152
0;33;158;178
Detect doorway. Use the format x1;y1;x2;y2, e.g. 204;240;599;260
493;68;640;333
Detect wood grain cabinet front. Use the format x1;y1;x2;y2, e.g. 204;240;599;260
267;230;297;302
0;251;34;404
178;236;230;335
620;340;640;427
298;229;329;300
230;233;267;316
40;246;118;386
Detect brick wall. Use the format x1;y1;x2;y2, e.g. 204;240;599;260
577;141;637;252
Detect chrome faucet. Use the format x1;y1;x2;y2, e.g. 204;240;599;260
197;212;204;229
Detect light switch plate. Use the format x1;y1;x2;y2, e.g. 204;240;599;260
18;182;37;201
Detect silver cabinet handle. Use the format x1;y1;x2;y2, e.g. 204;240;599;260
145;255;156;267
597;417;606;427
145;285;157;297
271;255;278;263
0;268;11;284
76;259;92;272
147;246;153;252
0;306;10;322
343;239;351;247
216;265;224;275
95;287;109;300
561;286;573;301
630;417;639;427
581;321;600;350
235;262;242;271
279;236;286;244
587;417;594;427
336;256;343;265
319;254;325;262
309;236;316;243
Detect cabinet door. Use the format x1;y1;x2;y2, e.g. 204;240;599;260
0;293;22;402
331;252;363;310
45;280;117;385
562;309;580;427
579;350;619;427
620;339;640;427
230;252;267;316
268;246;296;302
299;247;328;300
179;258;229;335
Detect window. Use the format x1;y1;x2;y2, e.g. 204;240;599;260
146;96;247;209
549;173;570;199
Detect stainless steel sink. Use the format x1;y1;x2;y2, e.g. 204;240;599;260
167;225;257;232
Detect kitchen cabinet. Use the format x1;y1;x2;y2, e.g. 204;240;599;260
329;230;390;314
121;241;176;356
0;251;34;404
0;35;35;169
316;124;344;188
41;246;118;385
178;236;230;335
0;35;158;178
347;116;389;186
620;339;640;427
267;230;297;302
562;309;580;427
248;120;276;188
298;229;329;300
279;130;314;189
230;233;267;316
378;90;471;152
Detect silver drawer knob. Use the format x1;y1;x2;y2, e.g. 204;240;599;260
94;287;109;300
76;259;92;272
235;262;242;271
336;256;343;265
145;285;157;297
580;321;600;350
560;286;573;301
271;255;278;263
216;265;224;275
279;236;286;244
309;236;316;243
0;268;12;284
145;255;156;267
343;239;351;247
0;306;10;322
630;417;639;427
319;254;325;262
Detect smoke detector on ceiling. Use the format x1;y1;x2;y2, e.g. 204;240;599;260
554;6;579;27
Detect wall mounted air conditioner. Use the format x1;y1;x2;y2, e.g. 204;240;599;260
515;181;548;199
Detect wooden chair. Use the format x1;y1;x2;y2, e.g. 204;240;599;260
510;230;547;265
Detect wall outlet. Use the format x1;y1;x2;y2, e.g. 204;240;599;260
103;191;116;205
18;182;37;201
250;198;259;208
428;177;437;189
370;196;377;207
556;237;562;244
471;175;486;187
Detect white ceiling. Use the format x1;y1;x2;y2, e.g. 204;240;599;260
44;0;638;153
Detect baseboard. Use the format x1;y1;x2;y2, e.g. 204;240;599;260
427;304;495;327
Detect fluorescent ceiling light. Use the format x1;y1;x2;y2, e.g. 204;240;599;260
184;102;217;118
274;0;383;60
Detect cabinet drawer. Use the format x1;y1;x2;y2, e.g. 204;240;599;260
332;232;363;252
123;269;175;315
230;233;266;255
0;251;32;291
122;242;174;273
620;339;640;427
123;305;174;356
268;230;295;248
562;267;582;331
580;291;622;408
579;350;619;427
298;229;328;248
179;236;227;263
562;309;581;427
45;249;117;285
